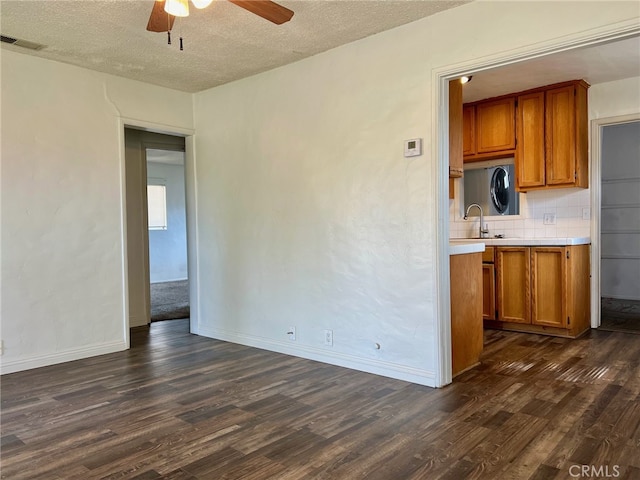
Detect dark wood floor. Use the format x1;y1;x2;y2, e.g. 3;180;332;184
600;297;640;334
2;320;639;480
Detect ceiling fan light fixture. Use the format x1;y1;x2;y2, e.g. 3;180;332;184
165;0;190;17
191;0;214;8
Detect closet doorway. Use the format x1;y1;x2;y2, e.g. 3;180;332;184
598;120;640;333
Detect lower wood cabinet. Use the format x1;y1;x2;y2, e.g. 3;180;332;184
531;247;568;328
482;263;496;320
450;252;483;376
496;247;531;324
481;247;496;321
486;244;590;338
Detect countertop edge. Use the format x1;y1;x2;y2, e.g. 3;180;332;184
449;243;485;255
450;236;590;246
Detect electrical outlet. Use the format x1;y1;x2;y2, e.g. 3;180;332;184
324;329;333;346
543;213;556;225
582;207;590;220
287;326;296;341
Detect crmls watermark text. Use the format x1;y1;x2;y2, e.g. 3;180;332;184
569;464;621;478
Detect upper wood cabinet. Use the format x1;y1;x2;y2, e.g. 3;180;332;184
515;91;545;189
463;97;516;162
476;97;516;153
462;105;475;156
449;79;464;178
516;80;589;191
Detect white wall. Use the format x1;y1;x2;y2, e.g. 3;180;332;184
147;161;188;283
0;50;193;374
192;2;640;386
589;76;640;118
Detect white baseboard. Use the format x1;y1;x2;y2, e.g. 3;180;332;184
194;325;437;388
0;340;128;375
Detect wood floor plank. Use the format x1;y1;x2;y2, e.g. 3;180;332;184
2;321;639;479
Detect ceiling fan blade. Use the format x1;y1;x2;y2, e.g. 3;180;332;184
227;0;294;25
147;0;176;32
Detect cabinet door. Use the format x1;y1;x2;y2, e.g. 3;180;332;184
516;91;546;190
531;247;567;328
463;105;476;156
482;263;496;320
545;85;576;186
449;79;464;178
496;247;530;324
476;97;516;154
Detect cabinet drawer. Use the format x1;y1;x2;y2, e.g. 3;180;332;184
482;246;495;264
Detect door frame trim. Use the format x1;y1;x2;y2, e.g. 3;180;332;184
434;22;640;387
590;113;640;328
119;117;197;346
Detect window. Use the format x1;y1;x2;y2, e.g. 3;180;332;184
147;184;167;230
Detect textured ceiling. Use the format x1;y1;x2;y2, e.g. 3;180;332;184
0;0;470;93
2;1;638;98
463;36;640;103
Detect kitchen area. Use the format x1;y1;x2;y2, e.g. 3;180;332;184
447;76;594;376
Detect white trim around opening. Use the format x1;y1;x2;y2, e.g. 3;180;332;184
434;22;640;388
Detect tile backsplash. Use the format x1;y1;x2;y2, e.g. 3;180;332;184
450;183;591;239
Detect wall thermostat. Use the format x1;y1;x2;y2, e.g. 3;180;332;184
404;138;422;157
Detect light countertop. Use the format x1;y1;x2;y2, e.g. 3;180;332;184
449;242;485;256
450;236;590;247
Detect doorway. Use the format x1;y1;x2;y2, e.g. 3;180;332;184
436;29;640;386
147;148;190;322
124;128;188;329
598;120;640;333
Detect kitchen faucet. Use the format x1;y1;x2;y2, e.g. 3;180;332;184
464;203;490;238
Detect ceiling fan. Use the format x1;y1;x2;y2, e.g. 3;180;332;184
146;0;294;34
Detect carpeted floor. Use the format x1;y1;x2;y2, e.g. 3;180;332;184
599;297;640;334
150;280;189;321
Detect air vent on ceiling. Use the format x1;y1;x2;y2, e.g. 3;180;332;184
1;34;45;51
